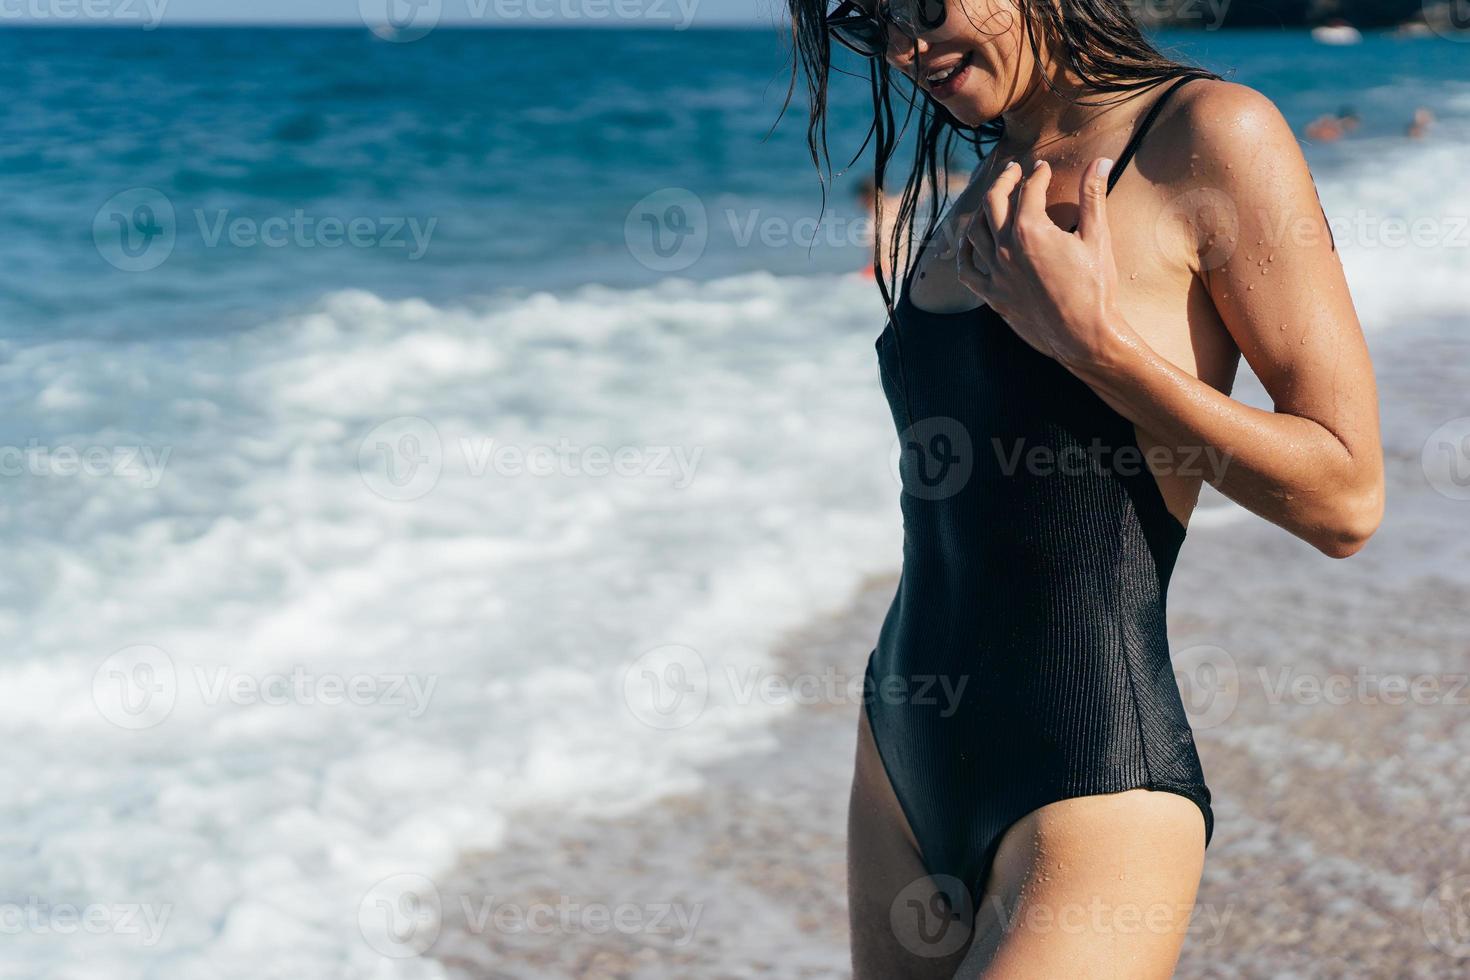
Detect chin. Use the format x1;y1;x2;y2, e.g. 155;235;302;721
939;87;1000;128
942;96;986;127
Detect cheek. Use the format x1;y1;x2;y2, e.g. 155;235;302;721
946;0;1028;81
949;17;1032;122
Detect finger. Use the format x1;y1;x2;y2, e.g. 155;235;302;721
983;160;1023;240
963;209;996;275
1076;156;1114;245
956;237;989;297
1016;160;1053;241
956;235;975;276
936;212;972;260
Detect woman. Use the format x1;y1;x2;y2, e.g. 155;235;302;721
786;0;1384;975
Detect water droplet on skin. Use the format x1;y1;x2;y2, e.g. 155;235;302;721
1129;272;1138;280
1248;284;1255;290
1261;267;1269;275
1268;252;1276;261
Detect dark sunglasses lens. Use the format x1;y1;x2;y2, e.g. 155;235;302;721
831;20;885;56
891;0;945;32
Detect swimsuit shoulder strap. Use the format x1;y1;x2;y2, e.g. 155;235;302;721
1107;72;1209;194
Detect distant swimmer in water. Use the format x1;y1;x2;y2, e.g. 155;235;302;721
1407;106;1434;139
1305;106;1358;142
1305;115;1343;142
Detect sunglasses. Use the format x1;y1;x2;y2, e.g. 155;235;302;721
825;0;947;57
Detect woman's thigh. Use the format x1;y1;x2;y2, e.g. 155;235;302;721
956;789;1207;979
848;707;973;979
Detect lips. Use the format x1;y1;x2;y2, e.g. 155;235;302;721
922;52;973;100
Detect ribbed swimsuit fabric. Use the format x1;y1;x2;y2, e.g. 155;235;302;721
865;72;1215;909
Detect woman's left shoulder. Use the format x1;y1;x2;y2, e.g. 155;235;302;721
1157;78;1304;172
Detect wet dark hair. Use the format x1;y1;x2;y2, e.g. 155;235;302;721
784;0;1215;311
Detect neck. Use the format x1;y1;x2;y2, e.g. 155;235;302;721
998;65;1098;149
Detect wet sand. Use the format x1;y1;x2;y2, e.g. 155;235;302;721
432;318;1470;979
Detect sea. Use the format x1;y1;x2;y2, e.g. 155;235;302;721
1;24;1467;979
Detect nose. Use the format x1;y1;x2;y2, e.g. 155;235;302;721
884;26;929;69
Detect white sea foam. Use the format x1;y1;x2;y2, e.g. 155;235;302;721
0;274;899;978
1317;127;1470;330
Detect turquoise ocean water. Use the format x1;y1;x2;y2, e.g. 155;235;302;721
1;28;1466;337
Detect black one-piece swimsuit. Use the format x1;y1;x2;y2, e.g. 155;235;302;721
865;72;1214;911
